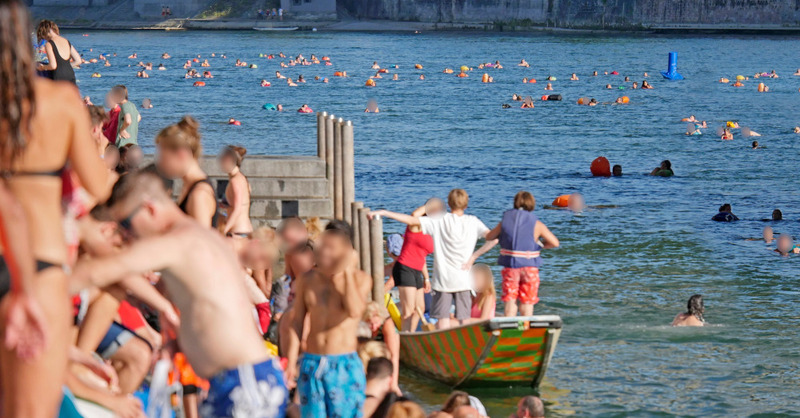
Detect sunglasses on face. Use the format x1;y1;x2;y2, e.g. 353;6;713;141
117;205;142;234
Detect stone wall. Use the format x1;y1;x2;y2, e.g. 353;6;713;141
280;0;337;19
340;0;800;27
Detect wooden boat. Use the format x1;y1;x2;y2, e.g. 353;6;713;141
253;26;299;31
399;315;562;388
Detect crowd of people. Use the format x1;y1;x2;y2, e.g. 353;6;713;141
0;1;762;416
0;4;562;417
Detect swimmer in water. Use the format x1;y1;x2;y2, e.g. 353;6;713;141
605;84;612;89
771;209;782;221
544;83;553;91
371;61;380;70
419;74;425;80
624;76;630;82
276;71;285;79
671;295;705;327
711;203;739;222
684;115;698;123
752;141;760;149
260;79;270;87
518;59;529;67
297;75;306;83
612;165;622;176
392;73;398;81
641;80;653;89
651;160;674;177
142;98;153;109
775;234;799;256
287;78;298;87
588;98;598;106
365;99;379;113
721;129;733;140
631;82;638;89
570;73;579;81
592;71;598;76
203;71;212;78
643;72;649;77
763;226;775;243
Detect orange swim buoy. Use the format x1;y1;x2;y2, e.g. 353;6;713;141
457;72;468;78
621;96;630;104
481;73;489;83
541;95;548;101
590;156;611;177
577;98;585;105
365;79;376;87
415;64;423;69
378;69;388;73
443;68;453;74
193;81;205;87
333;71;343;77
529;78;537;83
193;58;199;63
552;194;571;208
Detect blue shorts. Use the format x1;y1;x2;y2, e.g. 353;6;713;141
96;322;152;359
200;358;287;418
298;352;365;418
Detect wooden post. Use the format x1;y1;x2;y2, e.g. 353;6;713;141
333;118;344;220
351;201;363;269
325;114;335;202
342;120;355;224
316;111;327;160
369;214;384;303
358;207;372;278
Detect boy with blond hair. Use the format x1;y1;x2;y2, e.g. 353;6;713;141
372;189;496;329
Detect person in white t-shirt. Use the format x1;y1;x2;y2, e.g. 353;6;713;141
371;189;497;329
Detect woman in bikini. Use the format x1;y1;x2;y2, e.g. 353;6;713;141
1;2;110;415
156;116;218;228
218;145;252;237
35;19;81;84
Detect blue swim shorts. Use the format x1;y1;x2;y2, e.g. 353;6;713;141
201;358;287;418
298;352;365;418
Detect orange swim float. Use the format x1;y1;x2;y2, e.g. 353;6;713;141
333;71;344;77
552;194;571;208
415;64;423;69
590;156;611;177
193;81;205;87
456;72;468;78
365;79;376;87
577;98;585;105
620;96;630;104
481;73;489;83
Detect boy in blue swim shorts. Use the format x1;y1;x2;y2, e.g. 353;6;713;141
286;220;373;418
201;358;287;418
297;352;365;418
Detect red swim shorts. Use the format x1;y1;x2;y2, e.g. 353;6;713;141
501;267;540;305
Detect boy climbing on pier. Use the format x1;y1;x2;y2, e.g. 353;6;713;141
372;189;497;329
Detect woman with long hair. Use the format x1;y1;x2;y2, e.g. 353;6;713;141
672;295;705;327
156;116;217;228
0;1;110;415
35;19;81;84
217;145;252;236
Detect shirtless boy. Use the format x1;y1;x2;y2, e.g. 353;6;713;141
286;220;372;418
70;171;286;417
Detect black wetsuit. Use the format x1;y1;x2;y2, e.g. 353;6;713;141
48;40;76;84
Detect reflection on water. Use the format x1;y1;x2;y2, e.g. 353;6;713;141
73;30;800;416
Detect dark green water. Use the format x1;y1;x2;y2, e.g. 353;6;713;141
73;30;800;416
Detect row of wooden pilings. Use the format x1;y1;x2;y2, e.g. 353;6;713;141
316;112;385;303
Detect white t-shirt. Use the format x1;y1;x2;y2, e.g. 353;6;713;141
420;213;489;293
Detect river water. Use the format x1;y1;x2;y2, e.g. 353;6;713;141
72;30;800;416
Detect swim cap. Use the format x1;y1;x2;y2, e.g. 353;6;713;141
386;234;404;257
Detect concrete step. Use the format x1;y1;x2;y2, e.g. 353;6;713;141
249;198;332;220
198;156;326;179
213;177;329;199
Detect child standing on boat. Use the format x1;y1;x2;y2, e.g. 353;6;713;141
372;189;496;329
478;191;559;316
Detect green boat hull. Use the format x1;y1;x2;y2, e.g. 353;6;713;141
399;315;562;388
